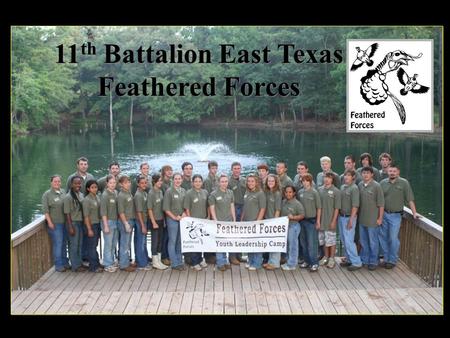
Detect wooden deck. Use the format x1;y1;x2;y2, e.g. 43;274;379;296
11;258;442;315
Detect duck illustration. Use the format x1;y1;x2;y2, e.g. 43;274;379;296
350;43;378;71
397;68;429;96
360;50;422;124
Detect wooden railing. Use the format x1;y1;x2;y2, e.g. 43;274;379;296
11;207;443;290
11;216;52;290
399;207;442;287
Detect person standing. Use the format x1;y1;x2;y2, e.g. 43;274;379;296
63;176;86;272
82;180;103;273
378;153;392;181
379;163;418;269
316;156;340;188
339;169;363;271
117;175;136;272
358;167;385;270
209;174;236;271
147;174;169;270
227;161;246;265
357;153;381;182
280;185;305;271
100;175;119;273
340;155;362;187
242;173;266;270
159;164;173;264
134;175;152;271
98;161;121;193
276;161;293;190
163;173;186;270
203;160;219;194
263;174;282;270
161;165;173;193
257;163;270;187
42;175;69;272
297;173;322;272
181;162;194;191
66;157;95;194
132;162;151;195
184;174;210;271
318;172;341;269
293;161;315;191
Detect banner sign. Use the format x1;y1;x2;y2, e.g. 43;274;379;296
180;217;288;253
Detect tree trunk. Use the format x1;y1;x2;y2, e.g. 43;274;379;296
109;90;113;136
292;106;297;123
300;104;305;122
233;95;238;121
129;97;134;126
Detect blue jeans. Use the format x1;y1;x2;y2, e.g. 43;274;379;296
134;220;149;268
161;223;169;260
379;212;402;264
190;252;202;266
248;252;263;269
338;216;362;267
268;252;281;267
118;219;134;268
216;252;228;267
47;223;69;271
67;221;83;270
82;225;89;261
166;217;183;267
86;223;101;271
102;220;119;268
229;204;243;262
286;222;300;267
359;224;380;266
300;218;318;266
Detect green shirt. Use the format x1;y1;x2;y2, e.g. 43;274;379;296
281;198;305;225
208;189;234;221
63;191;84;222
163;186;186;216
293;174;316;191
161;178;172;193
316;171;340;188
100;189;118;220
228;175;246;205
242;190;266;221
66;172;95;195
265;190;282;219
380;177;414;212
82;194;101;224
42;188;66;224
278;174;293;190
184;188;209;219
134;189;148;223
340;183;360;215
203;173;219;194
117;190;136;220
379;168;389;181
131;174;151;195
97;175;121;193
356;167;381;182
358;180;385;227
318;185;341;231
298;188;322;219
147;188;164;221
340;171;362;187
181;177;192;191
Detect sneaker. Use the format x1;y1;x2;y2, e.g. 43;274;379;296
238;256;248;263
172;265;186;271
309;264;319;272
319;256;329;266
264;264;277;271
218;265;227;272
56;267;67;272
200;260;208;268
262;263;269;268
205;255;216;264
90;267;104;273
104;266;117;273
137;265;153;271
347;265;362;271
120;266;136;272
161;258;171;266
191;264;202;271
245;263;250;269
75;266;88;272
368;264;377;271
281;264;296;271
229;257;240;265
379;261;387;268
327;258;336;269
299;262;310;269
248;266;257;271
280;257;287;265
82;260;90;267
340;260;352;267
385;263;395;269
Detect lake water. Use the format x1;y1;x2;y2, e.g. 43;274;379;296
12;125;442;232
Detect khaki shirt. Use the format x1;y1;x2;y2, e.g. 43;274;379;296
316;171;340;188
203;173;219;194
242;190;266;221
293;174;316;191
208;189;234;221
340;183;360;215
134;189;148;223
379;169;389;181
66;172;95;195
281;199;305;225
42;188;66;224
82;193;101;224
147;188;164;221
100;189;118;220
118;190;136;220
184;188;209;219
356;167;381;182
63;191;84;222
319;185;341;230
163;187;186;216
265;190;282;219
380;177;414;212
278;174;293;190
181;177;192;191
298;188;321;218
97;175;121;193
358;180;385;227
228;175;246;205
161;178;172;193
340;171;362;187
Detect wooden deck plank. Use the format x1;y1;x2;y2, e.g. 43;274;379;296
231;264;242;291
34;289;64;314
29;269;55;290
316;266;338;290
119;271;139;291
135;291;153;313
168;291;183;314
129;271;146;291
190;291;204;314
346;289;370;314
63;273;86;291
148;270;164;291
375;289;406;314
179;291;193;314
213;291;224;314
78;291;102;314
223;267;233;292
283;270;299;291
414;288;442;313
224;291;236;314
23;290;53;314
214;269;224;291
46;290;73;314
157;269;172;292
422;288;443;309
44;270;72;291
11;291;36;312
335;263;365;290
305;290;326;314
146;291;163;314
123;291;142;314
89;291;113;314
244;291;258;314
255;291;269;314
396;261;430;287
157;292;173;314
58;291;82;314
355;289;381;314
265;269;281;291
194;268;206;292
67;291;93;314
204;266;214;292
90;270;111;291
295;291;314;314
326;290;348;314
11;291;22;302
101;291;122;314
334;289;360;314
72;271;96;291
107;270;127;292
285;290;302;314
297;267;315;290
363;289;393;314
202;291;214;314
406;288;438;314
383;288;418;314
185;268;198;291
257;269;270;291
307;269;326;290
234;292;246;314
240;263;251;291
265;291;280;314
275;291;292;314
176;269;189;292
316;289;338;314
393;288;427;314
248;269;261;291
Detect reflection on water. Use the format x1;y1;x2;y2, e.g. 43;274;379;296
12;125;442;231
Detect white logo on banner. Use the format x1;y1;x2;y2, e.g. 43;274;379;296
180;217;289;253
